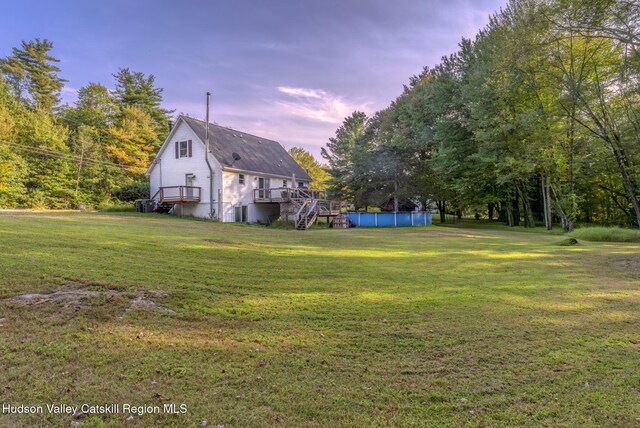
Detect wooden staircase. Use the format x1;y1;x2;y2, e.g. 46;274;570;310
255;187;341;230
155;202;175;213
294;199;319;230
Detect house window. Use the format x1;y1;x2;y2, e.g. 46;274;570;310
297;181;305;188
282;180;287;188
239;174;245;185
175;140;192;158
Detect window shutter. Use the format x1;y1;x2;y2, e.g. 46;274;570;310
175;141;179;158
188;140;192;157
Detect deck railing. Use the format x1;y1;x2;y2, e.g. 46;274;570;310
317;199;341;216
253;187;327;203
158;186;201;203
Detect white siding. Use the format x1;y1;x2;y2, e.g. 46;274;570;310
148;118;312;223
149;120;223;219
219;171;310;223
220;171;273;222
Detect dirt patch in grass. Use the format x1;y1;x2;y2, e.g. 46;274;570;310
126;296;175;313
614;254;640;278
6;289;119;307
3;288;176;313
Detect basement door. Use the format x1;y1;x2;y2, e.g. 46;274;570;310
234;205;247;223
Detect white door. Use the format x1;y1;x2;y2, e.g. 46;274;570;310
185;174;195;198
258;177;270;199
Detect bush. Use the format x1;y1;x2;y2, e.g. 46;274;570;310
98;203;136;212
113;182;150;202
554;238;579;246
569;226;640;242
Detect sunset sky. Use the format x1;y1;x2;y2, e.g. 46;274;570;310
1;0;505;157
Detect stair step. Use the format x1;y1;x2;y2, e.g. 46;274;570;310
155;202;175;214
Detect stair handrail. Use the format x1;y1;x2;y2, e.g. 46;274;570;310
303;199;319;229
295;199;318;229
295;199;308;219
309;199;318;216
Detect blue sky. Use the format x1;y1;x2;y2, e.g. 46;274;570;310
1;0;505;158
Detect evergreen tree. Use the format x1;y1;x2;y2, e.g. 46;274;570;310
0;38;65;112
113;68;172;139
321;111;367;200
63;83;117;130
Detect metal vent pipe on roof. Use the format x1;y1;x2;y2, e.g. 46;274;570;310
204;91;216;220
205;92;210;141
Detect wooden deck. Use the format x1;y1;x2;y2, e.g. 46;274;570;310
157;186;201;203
254;187;343;229
254;187;341;216
253;187;321;203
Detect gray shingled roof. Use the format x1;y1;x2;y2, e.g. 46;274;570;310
181;116;311;181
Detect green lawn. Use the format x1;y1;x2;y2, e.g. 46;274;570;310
0;212;639;427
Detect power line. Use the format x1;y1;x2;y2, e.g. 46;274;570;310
3;140;130;170
0;140;133;170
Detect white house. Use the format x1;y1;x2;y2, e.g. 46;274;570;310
146;115;313;223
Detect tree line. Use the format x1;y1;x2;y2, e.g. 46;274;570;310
322;0;640;231
0;38;335;209
0;38;171;208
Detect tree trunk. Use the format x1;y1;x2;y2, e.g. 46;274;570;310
498;201;508;223
506;198;514;227
393;180;399;212
608;138;640;228
518;186;536;228
551;185;574;232
488;203;495;221
546;176;553;230
436;200;446;223
75;144;85;204
541;175;549;230
541;174;552;230
512;192;520;226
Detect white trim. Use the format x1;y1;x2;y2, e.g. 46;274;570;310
222;166;311;182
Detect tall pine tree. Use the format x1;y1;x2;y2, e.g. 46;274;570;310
0;38;65;112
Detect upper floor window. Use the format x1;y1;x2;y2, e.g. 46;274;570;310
282;180;287;188
297;181;305;188
175;140;192;158
239;174;245;185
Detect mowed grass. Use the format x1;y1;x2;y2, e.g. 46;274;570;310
0;213;639;427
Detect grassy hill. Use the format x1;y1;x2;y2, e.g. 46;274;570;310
0;212;638;427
